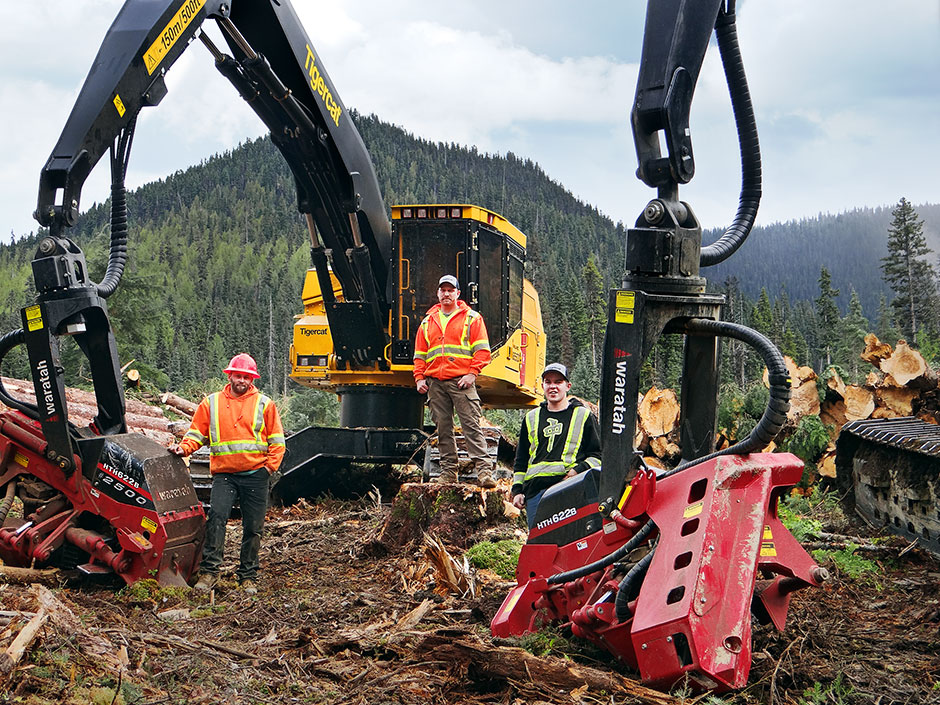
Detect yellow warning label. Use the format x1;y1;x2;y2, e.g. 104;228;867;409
113;94;126;117
13;451;28;468
143;0;206;76
24;305;43;332
762;524;773;540
683;501;704;519
141;516;158;533
614;291;635;324
759;542;777;557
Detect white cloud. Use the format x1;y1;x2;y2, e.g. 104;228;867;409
2;0;939;242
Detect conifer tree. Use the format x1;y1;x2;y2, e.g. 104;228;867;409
837;288;870;380
814;267;841;369
581;256;606;365
880;197;937;345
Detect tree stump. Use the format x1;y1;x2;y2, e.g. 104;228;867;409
376;483;509;550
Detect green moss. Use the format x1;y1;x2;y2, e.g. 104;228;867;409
465;539;522;580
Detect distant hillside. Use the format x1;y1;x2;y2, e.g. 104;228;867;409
703;204;940;317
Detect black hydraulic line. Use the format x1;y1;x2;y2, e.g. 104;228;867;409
96;115;136;299
614;546;656;622
700;1;762;267
0;480;17;525
547;518;656;586
0;329;38;419
663;318;790;479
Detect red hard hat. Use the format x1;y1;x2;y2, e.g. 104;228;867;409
224;353;260;379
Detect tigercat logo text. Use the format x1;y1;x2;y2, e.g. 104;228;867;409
300;327;329;337
36;360;56;416
610;360;627;435
304;45;342;126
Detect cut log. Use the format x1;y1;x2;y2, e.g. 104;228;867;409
161;392;198;417
818;448;837;479
860;333;893;366
819;399;848;432
649;435;680;461
124;368;140;387
874;386;917;417
788;378;821;423
843;385;875;421
0;609;48;674
0;566;63;586
415;633;679;705
880;340;936;388
825;367;846;399
637;387;679;438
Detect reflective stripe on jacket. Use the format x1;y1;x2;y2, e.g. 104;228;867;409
413;299;491;380
511;399;602;497
180;383;286;474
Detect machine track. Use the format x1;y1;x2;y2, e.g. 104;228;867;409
836;417;940;557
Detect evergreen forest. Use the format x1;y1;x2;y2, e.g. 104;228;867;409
0;113;937;433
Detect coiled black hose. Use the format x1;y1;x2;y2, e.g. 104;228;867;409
0;329;38;419
663;318;790;479
614;547;656;622
700;2;762;267
547;516;656;586
96;116;136;299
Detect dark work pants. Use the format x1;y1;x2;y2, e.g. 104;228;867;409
201;469;269;582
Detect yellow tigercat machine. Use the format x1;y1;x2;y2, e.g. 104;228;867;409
282;204;545;499
292;203;545;409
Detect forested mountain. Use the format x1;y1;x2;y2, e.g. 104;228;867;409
704;204;940;317
0;112;934;409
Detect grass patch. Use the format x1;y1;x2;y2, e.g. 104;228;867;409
465;539;522;580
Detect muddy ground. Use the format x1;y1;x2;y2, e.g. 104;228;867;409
0;484;938;705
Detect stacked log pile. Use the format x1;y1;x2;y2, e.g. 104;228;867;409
812;335;938;476
0;377;196;446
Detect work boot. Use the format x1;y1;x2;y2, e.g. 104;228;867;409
435;467;459;484
239;579;258;595
476;469;497;489
193;572;218;592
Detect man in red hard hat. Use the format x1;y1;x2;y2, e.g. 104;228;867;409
170;353;285;595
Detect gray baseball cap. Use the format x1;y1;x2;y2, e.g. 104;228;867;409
438;275;459;288
541;363;569;380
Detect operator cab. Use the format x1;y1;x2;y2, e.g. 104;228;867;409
389;204;526;365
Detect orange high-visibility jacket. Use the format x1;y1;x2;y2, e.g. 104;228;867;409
180;384;286;475
413;300;491;381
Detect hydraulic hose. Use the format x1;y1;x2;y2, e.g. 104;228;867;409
547;517;656;586
700;2;762;267
0;480;17;525
0;329;39;419
663;318;790;479
614;546;656;622
96;116;136;299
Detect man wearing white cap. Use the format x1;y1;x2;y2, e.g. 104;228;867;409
511;363;601;529
413;275;496;488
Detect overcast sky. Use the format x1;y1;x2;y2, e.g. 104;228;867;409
2;1;938;243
